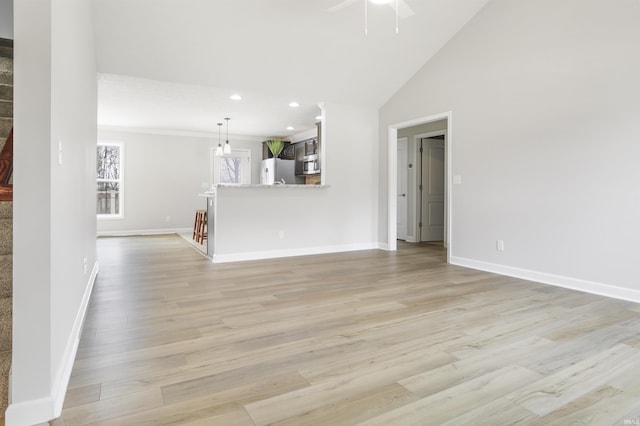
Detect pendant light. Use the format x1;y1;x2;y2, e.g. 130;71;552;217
224;117;231;154
215;122;223;156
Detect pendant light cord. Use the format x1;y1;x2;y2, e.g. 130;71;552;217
223;117;231;154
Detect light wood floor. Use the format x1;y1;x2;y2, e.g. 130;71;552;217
61;235;640;425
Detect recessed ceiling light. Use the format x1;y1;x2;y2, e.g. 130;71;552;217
369;0;392;4
286;126;295;131
230;94;242;101
289;102;299;108
315;115;323;120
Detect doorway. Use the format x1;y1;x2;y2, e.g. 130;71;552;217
387;112;452;262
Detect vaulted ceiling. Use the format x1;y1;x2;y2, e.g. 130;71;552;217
94;0;488;138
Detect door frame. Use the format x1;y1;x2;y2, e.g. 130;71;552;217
415;130;447;242
387;111;452;264
396;136;409;241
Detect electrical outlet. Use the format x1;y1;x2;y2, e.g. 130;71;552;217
278;230;285;240
165;216;171;222
496;240;505;251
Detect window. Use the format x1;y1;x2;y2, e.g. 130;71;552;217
220;157;243;184
212;149;251;185
96;142;123;218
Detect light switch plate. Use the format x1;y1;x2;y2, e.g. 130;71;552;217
453;175;462;185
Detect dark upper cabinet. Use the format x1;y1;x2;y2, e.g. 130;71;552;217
282;143;295;160
262;141;295;160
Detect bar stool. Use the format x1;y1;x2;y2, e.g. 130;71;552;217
192;210;202;240
198;211;207;244
193;210;207;244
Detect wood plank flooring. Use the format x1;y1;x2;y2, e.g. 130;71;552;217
61;235;640;425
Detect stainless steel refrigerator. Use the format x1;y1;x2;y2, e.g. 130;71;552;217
260;158;303;185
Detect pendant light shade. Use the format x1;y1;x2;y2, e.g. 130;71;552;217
224;117;232;154
215;122;223;156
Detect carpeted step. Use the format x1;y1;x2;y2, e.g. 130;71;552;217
0;100;12;119
0;218;11;256
0;46;12;59
0;73;11;86
0;255;11;299
0;297;11;353
0;38;12;48
0;118;11;140
0;57;11;74
0;349;9;415
0;202;10;219
0;85;12;103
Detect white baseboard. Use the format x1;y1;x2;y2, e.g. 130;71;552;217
450;256;640;304
52;260;99;415
5;395;56;426
5;261;99;426
213;242;381;263
97;227;191;237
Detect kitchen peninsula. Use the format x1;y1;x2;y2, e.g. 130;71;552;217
201;183;330;262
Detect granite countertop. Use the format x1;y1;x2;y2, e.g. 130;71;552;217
216;184;329;189
199;184;329;196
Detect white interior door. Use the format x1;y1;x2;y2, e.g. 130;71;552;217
397;138;408;240
420;137;445;241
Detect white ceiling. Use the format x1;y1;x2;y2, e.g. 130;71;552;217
94;0;488;139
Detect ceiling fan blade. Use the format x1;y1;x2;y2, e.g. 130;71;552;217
328;0;359;12
389;0;414;18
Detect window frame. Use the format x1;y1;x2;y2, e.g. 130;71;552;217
96;141;124;220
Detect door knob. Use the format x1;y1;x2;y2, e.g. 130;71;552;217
400;193;406;197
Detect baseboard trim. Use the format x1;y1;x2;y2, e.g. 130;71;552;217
5;261;99;426
97;227;191;237
52;260;99;416
213;242;380;263
5;395;55;426
450;256;640;304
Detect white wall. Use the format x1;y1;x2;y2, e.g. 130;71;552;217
0;0;12;39
9;0;97;424
380;0;640;299
97;128;263;235
214;102;380;261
